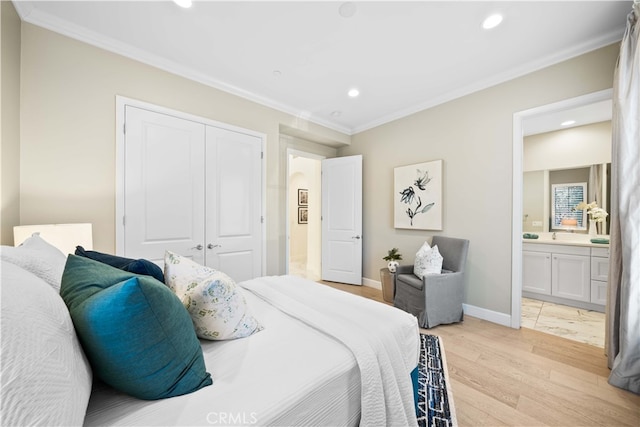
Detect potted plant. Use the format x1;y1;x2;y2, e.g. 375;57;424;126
383;248;403;273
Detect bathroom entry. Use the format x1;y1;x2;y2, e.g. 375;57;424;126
288;151;323;280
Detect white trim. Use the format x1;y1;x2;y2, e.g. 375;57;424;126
362;277;382;290
462;304;512;328
511;89;613;329
115;95;267;276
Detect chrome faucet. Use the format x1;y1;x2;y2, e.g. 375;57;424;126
552;232;557;240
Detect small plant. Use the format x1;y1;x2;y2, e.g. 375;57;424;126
383;248;403;262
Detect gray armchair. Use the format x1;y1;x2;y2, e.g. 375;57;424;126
393;236;469;328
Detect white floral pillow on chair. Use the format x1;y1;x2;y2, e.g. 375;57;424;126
413;243;443;279
164;251;263;340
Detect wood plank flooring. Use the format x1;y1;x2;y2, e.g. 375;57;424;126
319;281;640;427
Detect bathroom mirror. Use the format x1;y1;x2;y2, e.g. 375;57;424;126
523;118;611;234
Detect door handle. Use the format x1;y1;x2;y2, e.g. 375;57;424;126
352;235;361;239
207;244;221;249
191;244;203;250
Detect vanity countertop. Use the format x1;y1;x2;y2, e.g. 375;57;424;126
523;232;609;248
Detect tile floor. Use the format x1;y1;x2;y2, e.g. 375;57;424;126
521;297;605;348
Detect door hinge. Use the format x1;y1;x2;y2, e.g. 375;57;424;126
123;123;126;134
261;151;264;159
122;216;126;226
261;216;264;223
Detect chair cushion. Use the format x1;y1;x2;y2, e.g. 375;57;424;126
74;246;165;283
413;243;443;279
60;255;212;400
397;273;424;291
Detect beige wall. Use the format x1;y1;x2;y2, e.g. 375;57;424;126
18;23;348;274
339;44;619;316
524;121;612;172
1;1;21;245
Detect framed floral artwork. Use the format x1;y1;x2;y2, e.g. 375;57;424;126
394;159;443;230
298;207;308;224
298;189;308;206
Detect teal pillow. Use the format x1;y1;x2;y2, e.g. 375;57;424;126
74;246;165;283
60;255;212;400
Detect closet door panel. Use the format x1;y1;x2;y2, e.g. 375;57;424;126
206;126;262;282
124;106;206;266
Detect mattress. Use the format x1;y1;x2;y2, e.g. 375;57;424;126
84;276;419;426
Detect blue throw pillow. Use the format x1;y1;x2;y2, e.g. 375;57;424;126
60;255;212;400
74;246;164;283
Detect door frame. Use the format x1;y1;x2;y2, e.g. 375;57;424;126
511;88;612;328
115;96;267;275
285;148;325;275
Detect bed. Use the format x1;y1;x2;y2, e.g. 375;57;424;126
1;234;420;427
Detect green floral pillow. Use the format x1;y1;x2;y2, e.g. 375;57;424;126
164;251;263;340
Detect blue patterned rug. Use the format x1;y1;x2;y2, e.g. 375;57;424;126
416;334;457;427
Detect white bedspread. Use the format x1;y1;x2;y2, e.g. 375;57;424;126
241;275;420;427
84;275;419;427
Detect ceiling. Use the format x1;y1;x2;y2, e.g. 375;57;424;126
14;1;632;135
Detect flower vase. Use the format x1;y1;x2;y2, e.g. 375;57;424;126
387;261;399;273
589;219;597;237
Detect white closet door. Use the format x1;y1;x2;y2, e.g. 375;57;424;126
205;126;262;282
123;106;206;265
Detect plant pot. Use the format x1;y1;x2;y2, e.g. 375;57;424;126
589;219;598;237
387;260;399;273
380;268;395;304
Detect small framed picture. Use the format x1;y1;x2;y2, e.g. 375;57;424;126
298;189;308;206
298;207;308;224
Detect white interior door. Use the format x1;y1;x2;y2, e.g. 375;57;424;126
321;155;363;285
205;126;263;282
123;106;206;265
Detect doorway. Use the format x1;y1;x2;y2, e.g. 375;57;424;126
287;150;323;281
512;89;612;347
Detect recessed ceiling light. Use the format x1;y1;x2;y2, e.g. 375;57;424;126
348;88;360;98
482;14;503;30
561;120;576;126
173;0;192;8
339;2;357;18
331;111;342;117
272;70;282;78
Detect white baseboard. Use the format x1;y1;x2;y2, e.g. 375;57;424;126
362;277;382;290
463;303;512;327
362;278;513;328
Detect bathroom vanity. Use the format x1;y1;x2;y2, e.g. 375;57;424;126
522;233;609;312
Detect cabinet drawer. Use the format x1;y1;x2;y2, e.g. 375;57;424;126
591;256;609;281
591;247;610;257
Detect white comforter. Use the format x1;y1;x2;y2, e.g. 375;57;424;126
84;275;419;427
241;275;420;427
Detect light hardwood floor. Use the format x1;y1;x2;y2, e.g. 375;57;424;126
320;281;640;427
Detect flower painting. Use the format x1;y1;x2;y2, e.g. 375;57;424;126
394;160;443;230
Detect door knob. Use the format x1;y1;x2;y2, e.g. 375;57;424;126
352;235;361;239
207;244;221;249
191;244;203;250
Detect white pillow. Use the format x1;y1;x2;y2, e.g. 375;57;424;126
164;251;263;340
1;261;92;426
0;233;67;291
414;243;443;279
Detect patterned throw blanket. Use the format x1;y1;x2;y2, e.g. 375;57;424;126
417;334;457;427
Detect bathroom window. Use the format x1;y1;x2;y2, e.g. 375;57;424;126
551;182;587;230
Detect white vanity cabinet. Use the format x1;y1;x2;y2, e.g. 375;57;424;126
523;242;606;311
